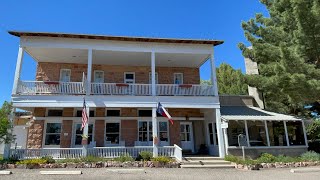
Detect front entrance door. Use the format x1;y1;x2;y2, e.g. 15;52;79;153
180;122;194;153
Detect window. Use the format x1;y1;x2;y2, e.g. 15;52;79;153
247;121;267;146
159;122;168;141
94;70;104;83
74;124;93;145
76;110;95;117
149;72;158;84
60;69;71;82
45;123;61;145
124;72;135;84
138;110;161;117
174;73;183;84
138;121;168;142
180;124;191;141
106;123;120;144
227;121;246;146
47;109;63;117
286;121;306;146
267;121;287;146
208;123;214;145
106;110;120;117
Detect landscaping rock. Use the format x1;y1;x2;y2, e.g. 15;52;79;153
16;164;26;169
66;163;77;168
96;162;103;168
7;164;16;169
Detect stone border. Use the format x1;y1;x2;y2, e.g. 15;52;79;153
233;161;320;170
1;161;180;169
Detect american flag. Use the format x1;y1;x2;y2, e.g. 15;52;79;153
81;99;88;130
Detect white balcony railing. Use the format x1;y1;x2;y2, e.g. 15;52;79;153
17;81;214;96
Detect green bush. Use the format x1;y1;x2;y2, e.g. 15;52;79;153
16;159;47;165
80;155;106;163
256;153;276;163
114;154;134;162
41;156;55;164
224;155;241;163
301;151;320;162
139;151;153;161
152;156;172;164
55;158;82;164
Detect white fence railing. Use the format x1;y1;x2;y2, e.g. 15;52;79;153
9;145;182;160
17;81;85;95
17;81;214;96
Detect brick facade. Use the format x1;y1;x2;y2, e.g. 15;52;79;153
121;120;138;146
95;120;105;147
169;108;203;117
60;120;73;148
169;120;181;146
121;108;137;117
34;108;46;117
63;108;74;117
36;62;200;84
27;120;44;149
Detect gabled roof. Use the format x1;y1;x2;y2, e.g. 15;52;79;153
221;106;300;121
8;31;224;46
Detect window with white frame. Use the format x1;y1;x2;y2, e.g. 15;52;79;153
74;124;93;145
94;70;104;83
159;122;168;141
174;73;183;84
124;72;135;84
106;123;120;144
45;123;61;145
60;69;71;82
149;72;158;84
208;123;214;145
138;121;168;142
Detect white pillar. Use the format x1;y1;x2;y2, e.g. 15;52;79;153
223;128;229;155
3;108;15;159
215;108;225;158
301;120;308;146
12;47;24;95
151;51;156;96
152;107;158;157
283;121;290;146
82;106;89;156
244;120;250;147
264;121;271;146
210;51;219;96
86;49;93;95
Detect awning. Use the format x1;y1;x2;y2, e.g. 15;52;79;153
221;106;301;121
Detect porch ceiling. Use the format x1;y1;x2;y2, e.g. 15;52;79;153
25;47;209;67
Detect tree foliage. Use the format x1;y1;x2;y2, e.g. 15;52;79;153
201;63;248;95
0;101;14;144
239;0;320;115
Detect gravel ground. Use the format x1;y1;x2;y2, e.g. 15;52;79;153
1;167;320;180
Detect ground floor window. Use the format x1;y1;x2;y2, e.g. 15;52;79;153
106;123;120;144
159;122;168;141
74;124;93;145
227;121;246;146
138;121;168;142
45;123;61;145
180;123;191;141
286;121;306;145
247;121;268;146
267;121;287;146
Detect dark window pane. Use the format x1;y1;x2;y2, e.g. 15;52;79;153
210;134;214;144
287;121;306;145
45;135;60;145
208;123;213;134
138;110;152;117
106;134;119;144
106;123;120;133
47;110;63;117
159;122;167;131
214;123;218;145
180;133;186;141
75;135;82;145
227;121;246;146
75;124;93;134
76;110;94;117
267;121;287;146
107;110;120;117
160;132;168;141
46;123;61;133
149;132;153;141
139;132;147;141
139;122;147;131
125;73;134;80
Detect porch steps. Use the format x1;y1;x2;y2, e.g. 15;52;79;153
180;157;235;169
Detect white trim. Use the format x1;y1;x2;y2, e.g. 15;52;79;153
124;72;135;84
301;120;308;147
244;120;250;147
210;52;218;96
180;121;194;153
87;49;93;95
12;47;24;95
93;70;104;83
173;73;183;84
264;120;271;146
228;146;308;149
105;120;121;146
284;121;290;146
42;120;62;148
33;116;204;121
59;69;71;82
151;52;156;96
215;109;225;157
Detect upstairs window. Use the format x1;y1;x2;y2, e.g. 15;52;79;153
60;69;71;82
76;110;95;117
174;73;183;84
94;70;104;83
47;109;63;117
124;72;135;84
106;110;121;117
138;110;161;117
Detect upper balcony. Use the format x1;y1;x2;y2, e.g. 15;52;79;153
10;31;222;108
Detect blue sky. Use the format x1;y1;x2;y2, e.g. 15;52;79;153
0;0;267;105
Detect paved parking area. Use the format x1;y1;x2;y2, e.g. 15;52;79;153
1;168;320;180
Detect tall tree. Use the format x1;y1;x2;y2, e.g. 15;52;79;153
0;101;14;144
201;63;248;95
239;0;320;115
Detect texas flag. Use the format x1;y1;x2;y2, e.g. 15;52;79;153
157;102;173;125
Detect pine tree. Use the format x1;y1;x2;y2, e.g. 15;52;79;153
239;0;320;115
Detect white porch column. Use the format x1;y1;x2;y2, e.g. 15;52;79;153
152;107;158;157
283;121;290;146
12;47;24;95
223;128;229;155
244;120;250;147
264;121;271;146
86;49;93;95
151;51;156;96
215;108;225;158
210;51;219;96
301;120;308;146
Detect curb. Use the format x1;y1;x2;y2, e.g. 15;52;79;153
0;171;12;175
40;171;82;175
290;168;320;173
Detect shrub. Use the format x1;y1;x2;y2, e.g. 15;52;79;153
152;156;172;164
80;156;106;163
139;151;153;161
41;156;55;164
16;159;47;165
301;151;320;162
114;154;134;162
256;153;276;163
55;158;82;164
